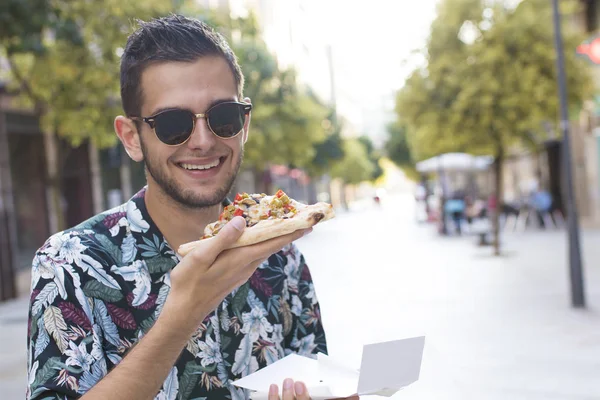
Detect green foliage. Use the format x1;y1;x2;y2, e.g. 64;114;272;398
0;0;53;54
384;121;422;181
211;12;333;173
1;2;343;172
330;138;375;185
1;0;172;148
357;135;384;181
384;122;413;167
395;0;592;159
308;109;345;177
393;0;592;254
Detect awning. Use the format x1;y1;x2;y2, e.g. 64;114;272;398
416;153;493;173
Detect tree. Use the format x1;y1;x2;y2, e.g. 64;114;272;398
357;135;384;182
395;0;592;255
307;109;345;178
215;13;331;191
330;138;375;185
384;121;419;181
1;0;171;231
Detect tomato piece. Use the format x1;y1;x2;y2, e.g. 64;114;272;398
234;208;244;217
276;189;285;198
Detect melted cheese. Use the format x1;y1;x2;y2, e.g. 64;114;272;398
202;191;301;239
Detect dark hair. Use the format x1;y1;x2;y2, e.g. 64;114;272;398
120;14;244;118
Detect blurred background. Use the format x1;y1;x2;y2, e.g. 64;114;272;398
1;0;600;398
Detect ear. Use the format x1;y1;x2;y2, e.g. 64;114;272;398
242;97;252;144
115;116;144;162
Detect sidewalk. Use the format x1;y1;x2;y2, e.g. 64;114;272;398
408;228;600;399
295;198;600;400
0;295;29;398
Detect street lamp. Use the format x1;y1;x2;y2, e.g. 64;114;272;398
551;0;586;308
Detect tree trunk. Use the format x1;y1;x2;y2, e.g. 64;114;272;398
492;145;505;256
120;148;133;201
0;109;17;301
252;166;272;195
43;129;66;233
339;181;349;210
88;141;104;214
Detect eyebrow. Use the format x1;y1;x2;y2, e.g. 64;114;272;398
148;97;238;117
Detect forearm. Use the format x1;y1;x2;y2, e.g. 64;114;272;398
81;307;198;400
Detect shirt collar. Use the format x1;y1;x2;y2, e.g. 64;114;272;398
125;186;232;261
126;187;178;279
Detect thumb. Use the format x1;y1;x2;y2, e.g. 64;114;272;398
178;217;246;260
204;216;246;256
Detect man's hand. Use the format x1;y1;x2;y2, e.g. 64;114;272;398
161;216;311;339
268;379;360;400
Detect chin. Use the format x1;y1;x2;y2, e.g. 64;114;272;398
148;151;241;209
171;172;236;209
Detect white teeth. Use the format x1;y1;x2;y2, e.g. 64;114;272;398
181;160;220;170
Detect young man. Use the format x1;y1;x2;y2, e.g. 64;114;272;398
26;15;335;400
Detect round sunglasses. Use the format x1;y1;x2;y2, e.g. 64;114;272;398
130;101;252;146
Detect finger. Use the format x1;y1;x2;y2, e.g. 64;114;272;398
294;381;311;400
282;378;295;400
243;228;311;263
186;217;246;262
268;384;280;400
212;228;311;287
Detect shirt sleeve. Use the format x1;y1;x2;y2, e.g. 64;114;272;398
27;245;107;400
283;244;328;357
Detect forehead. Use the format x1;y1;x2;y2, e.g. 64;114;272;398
140;56;238;115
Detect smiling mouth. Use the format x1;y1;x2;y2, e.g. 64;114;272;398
178;157;224;171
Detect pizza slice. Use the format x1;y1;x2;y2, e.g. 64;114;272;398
177;190;334;256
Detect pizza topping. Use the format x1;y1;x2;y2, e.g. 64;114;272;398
203;190;300;239
240;197;257;206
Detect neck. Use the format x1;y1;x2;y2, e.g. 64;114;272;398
144;185;222;253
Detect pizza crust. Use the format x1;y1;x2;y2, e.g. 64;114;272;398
177;202;334;256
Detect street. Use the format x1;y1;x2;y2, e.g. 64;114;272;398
2;193;600;399
297;194;600;399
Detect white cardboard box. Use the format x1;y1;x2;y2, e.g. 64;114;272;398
233;336;426;399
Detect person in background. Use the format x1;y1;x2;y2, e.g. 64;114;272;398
445;192;466;235
530;187;553;229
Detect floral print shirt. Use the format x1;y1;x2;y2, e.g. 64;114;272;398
26;188;327;399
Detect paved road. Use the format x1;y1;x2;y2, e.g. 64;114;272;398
2;193;600;399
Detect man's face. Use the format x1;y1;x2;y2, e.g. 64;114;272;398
137;56;247;209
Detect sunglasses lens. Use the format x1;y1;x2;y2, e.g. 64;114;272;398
208;103;246;138
154;109;194;145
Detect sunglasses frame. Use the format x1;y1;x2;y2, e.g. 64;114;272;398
130;101;252;146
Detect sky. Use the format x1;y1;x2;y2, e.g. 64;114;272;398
312;0;440;141
323;0;438;97
256;0;440;143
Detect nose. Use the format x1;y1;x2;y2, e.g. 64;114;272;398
185;115;217;151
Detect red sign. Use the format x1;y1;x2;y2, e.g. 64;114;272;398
577;37;600;64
